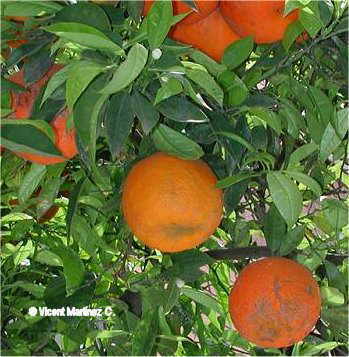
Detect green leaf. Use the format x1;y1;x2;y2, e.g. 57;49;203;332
263;204;287;253
66;61;104;110
322;199;348;232
335;108;348;140
278;225;305;256
154;78;183;105
66;178;87;238
100;44;148;95
218;70;248;106
185;68;224;106
288;142;318;167
279;105;305;139
147;0;173;49
301;342;342;356
34;250;63;266
319;123;342;161
222;36;254;69
132;310;158;356
321;305;348;333
18;164;46;204
250;108;282;135
156;95;208;122
13;240;34;266
73;73;109;160
267;171;303;227
105;92;134;159
321;287;345;306
3;1;62;16
216;171;263;189
216;131;256;153
41;64;70;106
181;287;223;314
88;330;129;339
45;239;85;295
53;2;110;32
284;170;322;197
152;124;204;160
324;260;347;295
71;215;98;257
167;250;214;282
299;3;323;37
282;20;305;51
132;90;159;134
190;50;226;77
44;22;123;55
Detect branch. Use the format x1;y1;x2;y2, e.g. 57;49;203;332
206;247;272;260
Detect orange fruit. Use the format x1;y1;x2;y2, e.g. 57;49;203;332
14;108;78;165
143;0;219;25
9;64;63;119
220;0;299;44
121;152;223;252
229;257;321;348
4;16;27;22
170;8;240;61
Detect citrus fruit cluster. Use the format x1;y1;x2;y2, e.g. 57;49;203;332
143;0;299;61
6;65;78;165
122;153;321;348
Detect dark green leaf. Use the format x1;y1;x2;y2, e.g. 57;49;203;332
288;142;318;167
154;78;183;105
105;92;134;159
282;20;305;51
53;2;110;31
156;95;207;123
18;164;46;204
23;48;53;85
132;90;159;134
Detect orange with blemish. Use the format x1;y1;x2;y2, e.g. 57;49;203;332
229;257;321;348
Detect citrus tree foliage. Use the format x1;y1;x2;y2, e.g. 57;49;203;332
1;0;348;355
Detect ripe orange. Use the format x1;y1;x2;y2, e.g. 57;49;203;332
170;8;240;62
9;64;63;119
220;0;299;44
229;257;321;348
121;152;223;252
14;108;78;165
143;0;219;25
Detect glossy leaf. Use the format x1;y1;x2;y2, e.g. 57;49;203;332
44;22;123;55
185;68;224;106
152;124;204;160
319;123;342;161
267;171;303;227
100;44;148;95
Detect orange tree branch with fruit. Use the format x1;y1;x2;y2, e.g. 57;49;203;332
0;0;348;355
